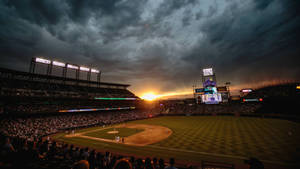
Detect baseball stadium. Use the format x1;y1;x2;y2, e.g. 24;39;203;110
1;1;300;169
0;59;299;169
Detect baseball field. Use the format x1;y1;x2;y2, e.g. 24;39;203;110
52;116;300;167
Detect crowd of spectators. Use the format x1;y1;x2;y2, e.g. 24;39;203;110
244;83;299;99
0;101;266;143
0;135;179;169
1;100;139;114
0;110;157;141
0;77;136;99
158;102;261;116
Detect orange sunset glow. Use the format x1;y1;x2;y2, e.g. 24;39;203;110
140;92;158;101
140;91;193;101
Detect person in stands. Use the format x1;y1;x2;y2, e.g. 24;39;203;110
113;159;132;169
145;157;154;169
159;158;165;169
72;160;89;169
165;158;177;169
3;137;15;152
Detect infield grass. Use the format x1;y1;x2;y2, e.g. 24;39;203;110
52;116;300;167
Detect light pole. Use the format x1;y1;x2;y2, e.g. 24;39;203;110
225;82;231;98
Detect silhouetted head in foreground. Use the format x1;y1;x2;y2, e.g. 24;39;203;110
113;159;132;169
72;160;89;169
245;157;264;169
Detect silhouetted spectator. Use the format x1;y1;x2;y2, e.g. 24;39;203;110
145;157;154;169
113;159;132;169
72;160;90;169
130;156;135;166
73;147;80;160
165;158;177;169
82;147;89;160
95;152;104;169
109;156;117;169
159;158;165;169
136;158;144;169
153;157;159;169
245;157;264;169
88;149;96;169
3;137;15;153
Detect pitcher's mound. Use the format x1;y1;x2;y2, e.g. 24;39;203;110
107;131;119;134
115;124;172;146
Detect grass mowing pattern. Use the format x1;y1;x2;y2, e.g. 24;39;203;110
53;116;300;165
144;116;300;163
84;127;144;140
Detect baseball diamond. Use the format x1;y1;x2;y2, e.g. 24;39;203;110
52;116;300;167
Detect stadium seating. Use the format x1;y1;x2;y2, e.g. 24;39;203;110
0;68;138;114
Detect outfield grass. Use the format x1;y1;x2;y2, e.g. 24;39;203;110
53;116;300;166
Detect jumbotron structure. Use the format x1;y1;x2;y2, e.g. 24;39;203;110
194;68;229;104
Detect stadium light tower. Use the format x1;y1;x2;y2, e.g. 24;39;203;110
29;57;51;74
66;63;80;80
91;68;101;84
52;60;67;78
80;66;91;81
225;82;231;97
29;57;101;83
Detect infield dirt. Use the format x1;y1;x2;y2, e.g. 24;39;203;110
65;124;172;146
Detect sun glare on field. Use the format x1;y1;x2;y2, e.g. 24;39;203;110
141;93;158;101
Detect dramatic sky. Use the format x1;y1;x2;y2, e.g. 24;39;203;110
0;0;300;97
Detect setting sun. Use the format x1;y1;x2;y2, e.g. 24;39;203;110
140;91;193;101
141;93;158;101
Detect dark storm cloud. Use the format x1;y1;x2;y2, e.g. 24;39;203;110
253;0;275;10
3;0;67;26
0;0;300;96
154;0;197;19
68;0;146;33
183;0;300;86
3;0;146;44
0;0;145;67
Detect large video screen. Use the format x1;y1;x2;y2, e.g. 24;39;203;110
203;68;213;76
195;88;204;94
204;87;218;94
201;93;222;104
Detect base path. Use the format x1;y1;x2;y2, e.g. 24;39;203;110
65;124;173;146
